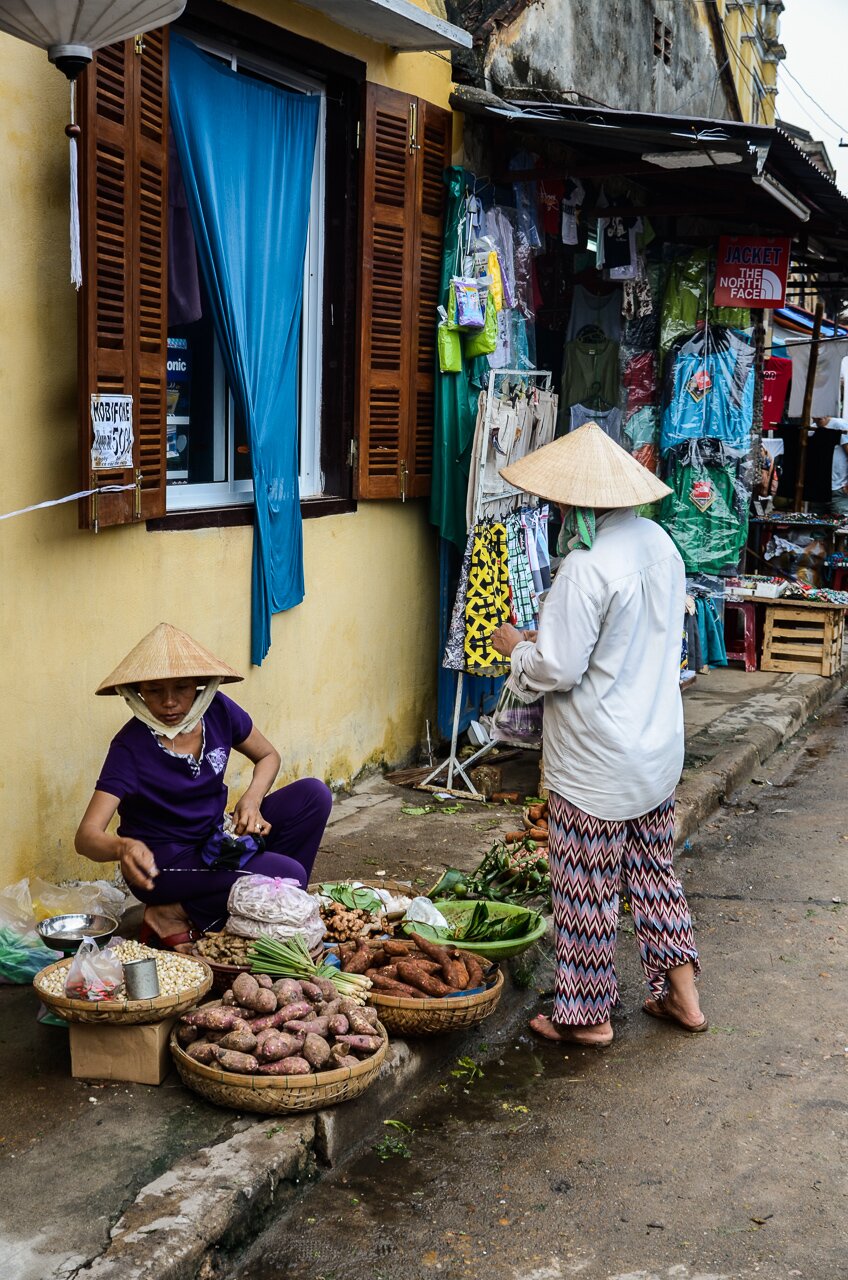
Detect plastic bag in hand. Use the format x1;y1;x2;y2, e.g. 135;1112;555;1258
64;937;123;1001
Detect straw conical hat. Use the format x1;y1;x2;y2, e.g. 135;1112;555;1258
499;422;671;508
96;623;243;695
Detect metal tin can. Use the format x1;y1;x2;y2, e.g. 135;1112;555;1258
123;957;160;1000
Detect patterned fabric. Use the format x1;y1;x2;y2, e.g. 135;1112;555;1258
463;521;511;674
505;513;537;630
557;506;596;554
547;790;700;1026
442;527;476;671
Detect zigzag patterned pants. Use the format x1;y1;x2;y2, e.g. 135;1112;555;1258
548;790;700;1026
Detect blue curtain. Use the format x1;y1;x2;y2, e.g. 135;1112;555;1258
169;34;320;664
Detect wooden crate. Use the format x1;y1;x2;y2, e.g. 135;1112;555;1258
761;603;846;677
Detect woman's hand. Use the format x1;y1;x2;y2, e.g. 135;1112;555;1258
231;795;272;838
492;623;524;657
117;838;159;892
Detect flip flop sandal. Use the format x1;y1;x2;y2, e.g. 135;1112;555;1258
642;998;709;1034
529;1016;614;1048
139;922;199;951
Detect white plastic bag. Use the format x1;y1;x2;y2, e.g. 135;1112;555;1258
404;897;449;929
64;937;123;1001
226;876;325;950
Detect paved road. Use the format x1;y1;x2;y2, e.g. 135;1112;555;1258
230;697;848;1280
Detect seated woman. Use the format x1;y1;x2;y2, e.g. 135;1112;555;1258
75;623;332;948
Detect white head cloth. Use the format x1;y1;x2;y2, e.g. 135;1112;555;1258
117;678;222;740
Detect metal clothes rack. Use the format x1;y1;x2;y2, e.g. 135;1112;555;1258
418;368;553;799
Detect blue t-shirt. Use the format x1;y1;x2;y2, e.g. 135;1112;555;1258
96;692;253;857
662;328;754;454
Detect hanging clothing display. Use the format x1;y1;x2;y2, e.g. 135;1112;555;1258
569;402;624;444
762;355;792;429
660;441;749;574
442;526;476;672
661;327;755;454
566;284;623;342
561;176;585;246
659;248;751;362
463;521;512;674
561;333;620;411
522;506;551;595
506;512;539;630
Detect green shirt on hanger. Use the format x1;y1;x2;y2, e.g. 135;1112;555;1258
561;334;620;412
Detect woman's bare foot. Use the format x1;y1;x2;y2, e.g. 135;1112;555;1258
142;903;195;949
643;962;707;1032
529;1013;614;1046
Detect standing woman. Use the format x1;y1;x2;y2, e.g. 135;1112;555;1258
76;623;332;947
492;424;706;1047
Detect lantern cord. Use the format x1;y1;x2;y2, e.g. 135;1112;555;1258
69;82;82;290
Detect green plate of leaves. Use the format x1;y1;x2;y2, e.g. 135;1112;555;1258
402;900;547;959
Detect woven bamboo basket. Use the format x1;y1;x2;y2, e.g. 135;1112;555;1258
366;967;504;1036
33;957;213;1025
170;1017;389;1114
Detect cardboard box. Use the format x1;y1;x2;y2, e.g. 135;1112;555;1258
69;1018;177;1086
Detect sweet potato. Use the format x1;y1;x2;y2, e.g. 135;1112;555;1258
285;1017;330;1037
272;978;303;1004
313;977;337;1001
221;990;235;1006
256;1032;303;1063
181;1007;245;1031
275;1001;313;1023
343;941;371;974
316;998;342;1018
356;1004;378;1026
217;1029;258;1054
231;972;260;1007
176;1024;199;1047
186;1041;218;1064
299;980;324;1003
256;1055;311;1075
327;1014;350;1036
528;804;545;822
347;1009;379;1036
528;826;548;841
249;1008;290;1033
504;831;526;844
367;948;386;968
250;987;278;1015
396;961;453;997
213;1048;260;1073
256;974;274;989
335;1055;360;1069
302;1032;332;1069
334;1033;382;1054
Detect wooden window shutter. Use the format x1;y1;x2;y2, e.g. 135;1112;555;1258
406;99;451;499
78;29;169;529
356;86;449;500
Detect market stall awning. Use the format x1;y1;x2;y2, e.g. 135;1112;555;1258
290;0;472;50
449;92;848;244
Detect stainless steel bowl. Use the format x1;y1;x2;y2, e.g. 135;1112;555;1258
36;913;119;954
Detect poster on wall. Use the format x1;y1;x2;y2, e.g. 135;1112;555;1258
90;394;133;471
714;237;791;308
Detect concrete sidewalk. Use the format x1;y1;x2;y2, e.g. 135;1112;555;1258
1;660;845;1280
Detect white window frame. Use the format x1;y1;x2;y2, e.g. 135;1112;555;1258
167;38;326;511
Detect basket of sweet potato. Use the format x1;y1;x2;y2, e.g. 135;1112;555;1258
339;932;504;1036
169;971;388;1114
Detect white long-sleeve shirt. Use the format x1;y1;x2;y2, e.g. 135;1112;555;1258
510;508;685;821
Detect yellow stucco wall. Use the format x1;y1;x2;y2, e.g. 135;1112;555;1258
0;3;455;888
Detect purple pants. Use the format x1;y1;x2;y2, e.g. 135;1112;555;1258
136;778;333;932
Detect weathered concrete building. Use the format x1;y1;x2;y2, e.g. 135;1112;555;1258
448;0;782;124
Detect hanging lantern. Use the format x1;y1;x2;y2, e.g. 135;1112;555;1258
0;1;186;285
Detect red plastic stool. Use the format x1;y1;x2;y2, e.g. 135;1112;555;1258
832;567;848;591
724;599;758;671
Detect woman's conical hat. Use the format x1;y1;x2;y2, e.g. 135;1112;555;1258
96;623;243;695
499;421;671;508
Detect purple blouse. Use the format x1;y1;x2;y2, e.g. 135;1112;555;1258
96;692;253;859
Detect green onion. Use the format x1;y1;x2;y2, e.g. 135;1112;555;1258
247;933;371;1003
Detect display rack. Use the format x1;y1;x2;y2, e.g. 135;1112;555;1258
418;368;553;799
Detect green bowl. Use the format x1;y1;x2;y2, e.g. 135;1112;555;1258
402;900;547;960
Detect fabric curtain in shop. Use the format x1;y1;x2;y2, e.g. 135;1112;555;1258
430;167;490;552
170;34;319;665
773;325;848;419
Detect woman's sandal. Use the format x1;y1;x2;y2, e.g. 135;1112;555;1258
642;998;709;1034
138;921;198;951
529;1014;614;1048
